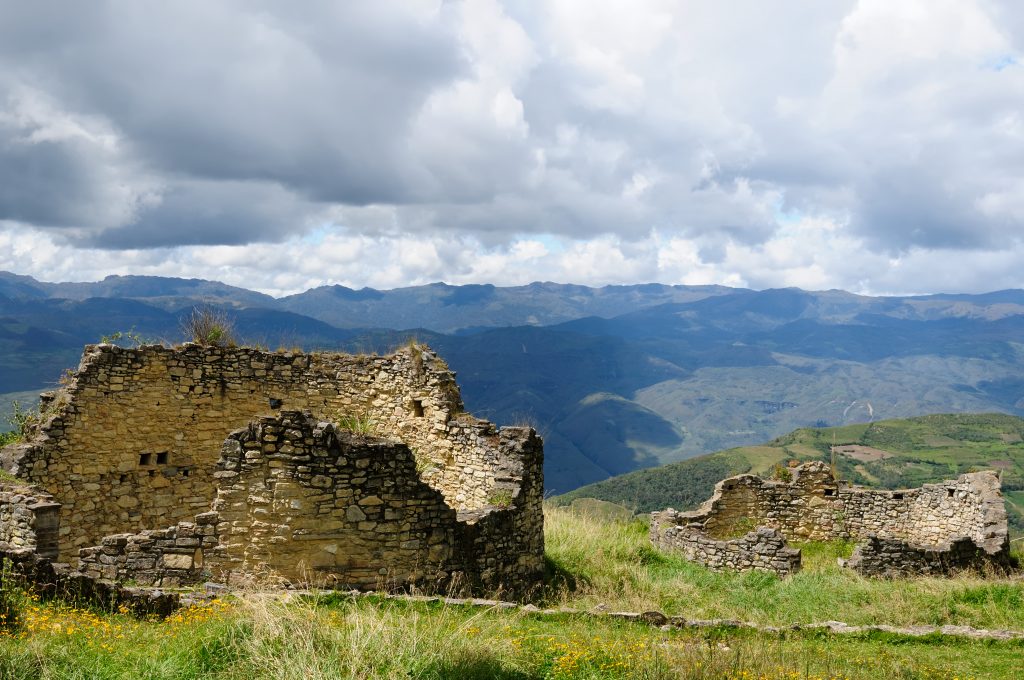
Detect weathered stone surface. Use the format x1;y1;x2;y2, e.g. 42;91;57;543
2;343;545;597
651;461;1011;577
0;484;60;559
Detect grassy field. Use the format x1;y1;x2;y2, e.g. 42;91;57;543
542;506;1024;630
0;505;1022;678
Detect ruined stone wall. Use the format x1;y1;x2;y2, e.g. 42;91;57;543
690;462;1005;551
844;535;1009;577
77;411;543;595
650;522;800;577
2;344;504;562
78;512;219;587
0;483;60;559
651;462;1010;577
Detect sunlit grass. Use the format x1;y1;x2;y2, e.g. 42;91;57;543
0;505;1021;678
543;504;1024;630
1;592;1020;679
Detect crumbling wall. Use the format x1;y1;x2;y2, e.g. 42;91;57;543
78;512;219;587
78;411;544;595
844;535;1003;577
651;461;1010;577
1;344;506;562
0;483;60;559
650;523;800;576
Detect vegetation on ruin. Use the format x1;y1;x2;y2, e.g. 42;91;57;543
181;306;238;347
0;401;37;447
555;413;1024;537
329;410;377;436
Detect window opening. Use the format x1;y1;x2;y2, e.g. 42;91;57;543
412;399;425;418
139;452;151;466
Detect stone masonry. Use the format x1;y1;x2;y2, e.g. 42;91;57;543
2;343;545;596
0;483;60;559
650;461;1011;577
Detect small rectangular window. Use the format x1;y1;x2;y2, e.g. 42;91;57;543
823;488;836;497
139;452;151;466
893;493;903;500
948;488;955;498
181;468;190;478
412;399;425;417
156;451;169;465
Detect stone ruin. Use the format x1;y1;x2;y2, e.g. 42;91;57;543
0;343;545;597
650;461;1011;577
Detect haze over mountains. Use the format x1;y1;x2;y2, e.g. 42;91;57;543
4;270;1024;492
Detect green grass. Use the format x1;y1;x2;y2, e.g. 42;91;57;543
542;505;1024;631
0;590;1020;679
0;501;1021;678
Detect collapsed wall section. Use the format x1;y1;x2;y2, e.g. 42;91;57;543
1;343;502;562
650;461;1011;577
77;411;545;595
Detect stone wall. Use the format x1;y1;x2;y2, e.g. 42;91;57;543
77;410;544;595
844;535;1006;577
78;512;219;587
1;343;511;562
0;483;60;559
651;461;1011;577
650;523;800;576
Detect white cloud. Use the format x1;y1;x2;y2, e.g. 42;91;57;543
0;0;1023;295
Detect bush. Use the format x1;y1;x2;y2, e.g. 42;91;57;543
0;401;38;447
181;307;237;347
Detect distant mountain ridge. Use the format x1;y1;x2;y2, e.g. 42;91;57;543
7;271;1024;333
5;270;1024;493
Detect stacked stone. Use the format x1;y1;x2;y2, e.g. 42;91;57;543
845;534;1011;576
201;411;544;596
651;461;1011;577
452;426;545;594
0;343;518;564
0;483;60;559
651;519;801;577
78;512;219;587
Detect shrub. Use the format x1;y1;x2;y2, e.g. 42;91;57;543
0;401;38;447
181;307;237;347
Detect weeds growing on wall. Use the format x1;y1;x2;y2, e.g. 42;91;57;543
181;306;237;347
0;402;37;447
99;328;155;348
487;489;514;508
330;410;377;436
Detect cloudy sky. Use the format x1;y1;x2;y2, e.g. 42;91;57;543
1;1;1023;296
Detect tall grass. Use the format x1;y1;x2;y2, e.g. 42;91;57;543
0;507;1021;677
2;592;1020;679
544;504;1024;630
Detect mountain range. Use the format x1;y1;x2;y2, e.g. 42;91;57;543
4;271;1024;492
